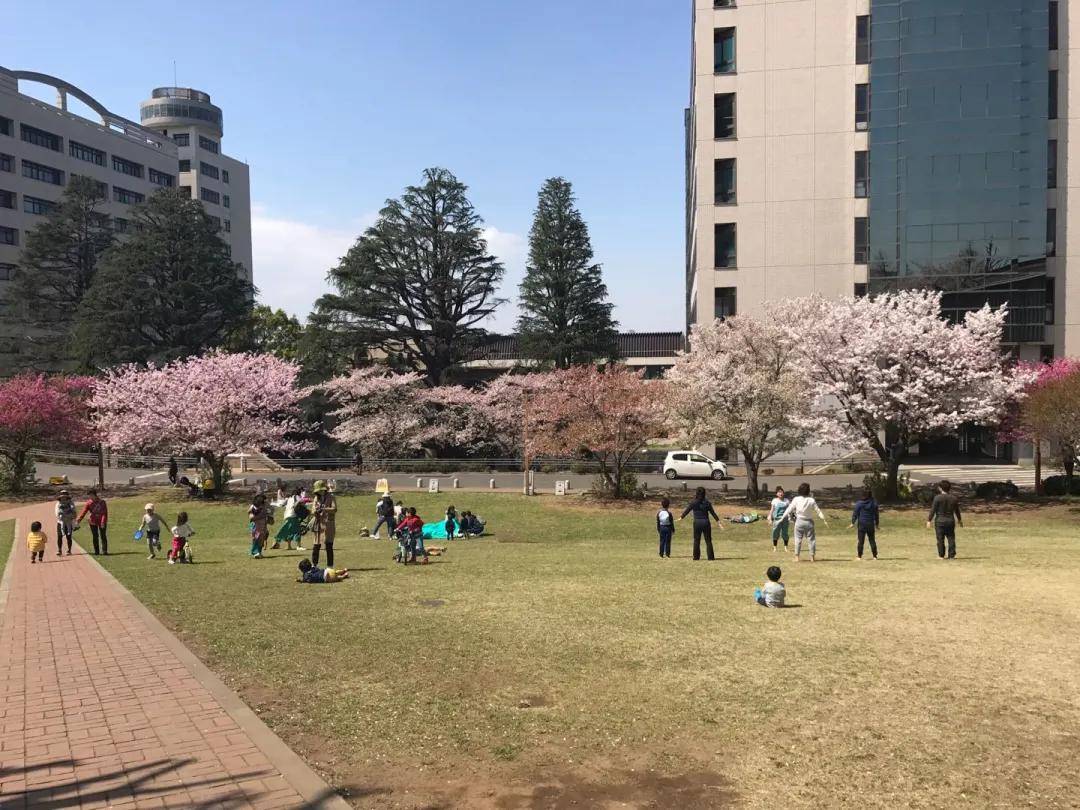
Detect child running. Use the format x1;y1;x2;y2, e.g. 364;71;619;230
140;503;167;559
168;512;195;565
297;558;350;583
54;490;76;557
767;486;791;552
850;487;880;560
754;566;786;607
27;521;47;564
780;483;828;562
656;498;674;558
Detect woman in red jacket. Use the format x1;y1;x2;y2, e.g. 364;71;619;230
77;489;109;555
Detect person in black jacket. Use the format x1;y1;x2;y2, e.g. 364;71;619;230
680;487;723;560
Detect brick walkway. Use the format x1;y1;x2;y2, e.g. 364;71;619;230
0;503;350;810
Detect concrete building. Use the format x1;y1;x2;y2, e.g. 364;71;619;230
686;0;1072;364
0;67;251;370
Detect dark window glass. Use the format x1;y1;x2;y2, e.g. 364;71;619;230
208;215;222;229
714;0;734;7
855;84;869;130
113;186;145;205
200;187;220;204
1048;140;1057;189
149;168;175;187
1040;344;1055;363
714;28;736;73
113;217;128;234
20;124;62;152
23;195;54;216
199;135;219;154
714;93;736;139
1046;278;1055;325
0;116;11;137
0;263;15;281
172;133;190;146
1050;1;1059;50
856;15;870;64
179;185;192;198
22;160;63;185
855;150;869;197
112;156;144;178
179;159;191;173
200;161;219;179
72;175;108;198
1050;70;1058;120
714;286;737;319
854;283;868;298
0;154;12;172
223;194;230;208
69;140;105;166
140;103;221;127
0;189;14;209
222;169;230;184
0;226;17;246
714;158;736;204
1047;208;1057;256
224;219;231;233
715;223;736;267
854;217;869;264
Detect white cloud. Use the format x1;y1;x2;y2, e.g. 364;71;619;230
483;226;527;333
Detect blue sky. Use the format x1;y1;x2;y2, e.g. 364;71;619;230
5;0;689;332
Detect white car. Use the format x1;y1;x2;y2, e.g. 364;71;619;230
663;451;728;481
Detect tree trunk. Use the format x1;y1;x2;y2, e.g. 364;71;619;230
1034;438;1043;496
885;457;902;502
1066;455;1076;495
743;452;760;503
207;453;228;494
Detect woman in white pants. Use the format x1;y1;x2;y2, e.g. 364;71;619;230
781;482;828;562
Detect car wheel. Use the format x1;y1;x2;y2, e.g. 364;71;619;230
664;469;678;480
711;469;725;480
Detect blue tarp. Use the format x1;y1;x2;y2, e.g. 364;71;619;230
422;520;459;540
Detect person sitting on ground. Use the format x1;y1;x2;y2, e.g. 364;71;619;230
459;510;485;537
297;558;350;583
754;566;786;608
27;521;47;564
850;487;880;560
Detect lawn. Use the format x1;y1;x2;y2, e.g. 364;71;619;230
0;519;13;576
84;492;1080;809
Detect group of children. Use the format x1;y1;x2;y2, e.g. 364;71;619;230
371;494;486;541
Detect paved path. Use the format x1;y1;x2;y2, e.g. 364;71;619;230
0;503;350;810
902;463;1057;487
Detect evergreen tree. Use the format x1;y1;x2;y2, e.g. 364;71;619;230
312;167;504;385
71;188;252;367
516;178;618;368
226;304;304;361
10;176;115;370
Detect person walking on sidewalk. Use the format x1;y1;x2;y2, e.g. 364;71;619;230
781;483;828;562
77;489;109;555
926;480;963;559
850;487;880;560
27;521;48;564
680;487;723;561
55;490;77;556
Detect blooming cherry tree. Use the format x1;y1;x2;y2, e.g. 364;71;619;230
319;367;429;458
667;316;811;502
1001;358;1080;492
0;374;93;493
785;291;1032;499
92;352;312;491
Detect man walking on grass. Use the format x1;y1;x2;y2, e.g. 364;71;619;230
926;480;963;559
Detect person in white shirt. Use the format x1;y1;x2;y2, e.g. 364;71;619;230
780;483;828;562
168;511;196;565
656;497;675;558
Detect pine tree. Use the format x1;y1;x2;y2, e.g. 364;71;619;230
71;188;252;367
516;178;618;369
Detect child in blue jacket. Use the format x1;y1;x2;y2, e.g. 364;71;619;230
850;487;880;560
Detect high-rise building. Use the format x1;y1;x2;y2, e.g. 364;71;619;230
686;0;1072;363
0;67;252;371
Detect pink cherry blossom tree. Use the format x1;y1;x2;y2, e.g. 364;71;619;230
525;365;667;497
319;367;429;458
667;316;811;502
785;290;1033;500
91;352;312;491
0;374;94;493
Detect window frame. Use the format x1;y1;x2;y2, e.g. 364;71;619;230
714;285;738;319
714;158;736;205
714;93;737;140
855;84;870;130
714;223;737;269
856;15;871;64
854;150;869;198
713;27;737;74
854;217;869;264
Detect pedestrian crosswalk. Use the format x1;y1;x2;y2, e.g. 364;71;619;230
901;464;1058;487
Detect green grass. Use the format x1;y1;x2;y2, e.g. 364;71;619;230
85;493;1080;808
0;519;14;576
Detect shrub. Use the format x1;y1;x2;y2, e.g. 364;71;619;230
975;480;1020;499
863;471;912;502
590;472;642;499
1043;475;1080;496
0;456;34;494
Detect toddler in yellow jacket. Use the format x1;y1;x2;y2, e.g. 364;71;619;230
27;521;47;563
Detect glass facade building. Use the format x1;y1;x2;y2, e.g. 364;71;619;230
868;0;1050;343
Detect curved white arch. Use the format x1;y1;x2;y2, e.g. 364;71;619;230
10;70;115;122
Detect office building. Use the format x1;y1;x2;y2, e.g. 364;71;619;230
686;0;1073;365
0;67;252;370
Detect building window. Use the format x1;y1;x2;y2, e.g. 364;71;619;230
222;169;230;184
1047;208;1057;256
223;194;230;208
23;195;54;216
855;84;870;130
1040;344;1055;363
198;135;219;154
1050;1;1059;50
714;223;736;268
714;28;736;74
856;15;870;64
69;141;105;166
0;226;17;246
854;217;869;264
141;103;222;128
0;154;12;173
149;168;175;187
714;287;737;319
22;160;64;185
0;263;15;281
179;159;191;173
179;185;192;198
1046;278;1056;325
714;93;736;139
200;161;220;179
201;188;221;205
1050;70;1058;120
855;150;869;198
714;158;736;205
0;116;11;137
854;283;868;298
224;219;231;233
20;123;62;152
0;190;13;209
112;155;144;179
113;217;128;234
72;175;108;198
172;133;190;146
714;0;734;7
1048;140;1058;189
208;215;222;230
113;186;145;205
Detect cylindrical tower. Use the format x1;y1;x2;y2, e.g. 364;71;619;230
138;87;223;137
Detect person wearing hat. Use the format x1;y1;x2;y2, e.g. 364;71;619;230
54;490;77;556
310;480;338;568
140;503;167;559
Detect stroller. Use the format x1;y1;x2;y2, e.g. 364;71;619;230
392;526;427;565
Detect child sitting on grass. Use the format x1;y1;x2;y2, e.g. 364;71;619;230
168;512;195;565
27;521;47;563
297;558;350;583
754;566;786;608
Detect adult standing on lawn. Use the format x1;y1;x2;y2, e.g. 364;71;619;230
926;480;963;559
680;487;722;561
310;480;338;567
781;483;828;562
76;489;109;555
372;493;397;539
850;487;880;560
167;456;178;486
